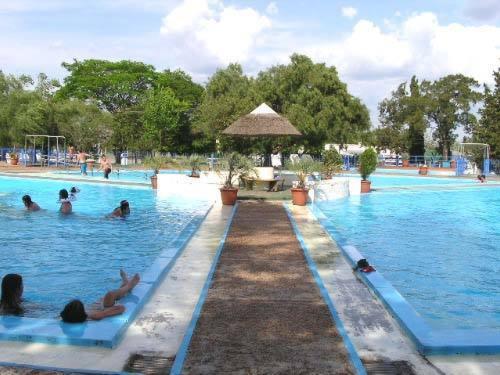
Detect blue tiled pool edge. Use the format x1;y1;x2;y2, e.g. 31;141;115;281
283;204;366;375
309;204;500;355
0;203;214;348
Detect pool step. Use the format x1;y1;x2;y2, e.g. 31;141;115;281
363;360;416;375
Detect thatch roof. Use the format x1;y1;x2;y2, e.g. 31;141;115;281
222;103;302;137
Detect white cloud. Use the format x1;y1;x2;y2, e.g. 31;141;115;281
266;2;278;15
341;6;357;19
464;0;500;21
160;0;272;66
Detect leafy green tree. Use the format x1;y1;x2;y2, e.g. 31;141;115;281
421;74;482;159
256;54;371;153
376;76;427;155
192;63;258;152
142;88;189;152
57;59;156;113
474;68;500;158
54;99;113;151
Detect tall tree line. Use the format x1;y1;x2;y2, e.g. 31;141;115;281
0;55;371;156
375;70;499;159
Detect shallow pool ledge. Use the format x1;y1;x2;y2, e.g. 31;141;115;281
340;243;500;355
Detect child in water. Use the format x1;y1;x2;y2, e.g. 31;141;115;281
0;274;24;315
22;195;40;211
60;270;140;323
59;189;72;214
108;200;130;218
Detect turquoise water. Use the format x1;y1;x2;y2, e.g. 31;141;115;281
53;169;189;183
316;186;500;330
342;174;477;189
0;176;211;318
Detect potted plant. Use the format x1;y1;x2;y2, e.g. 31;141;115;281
401;152;410;168
359;148;378;193
286;158;321;206
143;156;168;189
9;152;19;166
217;152;255;205
322;149;343;179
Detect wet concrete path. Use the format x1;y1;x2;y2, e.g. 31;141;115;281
181;201;355;374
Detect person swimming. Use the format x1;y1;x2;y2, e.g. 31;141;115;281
477;174;486;183
22;195;40;211
108;200;130;218
69;187;80;201
60;270;140;323
0;274;23;315
59;189;72;214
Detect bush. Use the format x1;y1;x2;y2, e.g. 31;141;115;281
359;148;378;180
143;155;171;175
322;149;343;177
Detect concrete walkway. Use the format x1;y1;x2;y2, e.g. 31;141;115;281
181;201;356;374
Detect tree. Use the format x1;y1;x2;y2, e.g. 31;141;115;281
54;99;113;151
421;74;482;159
57;59;156;113
142;88;189;152
192;63;258;152
473;68;500;158
376;76;427;155
256;54;371;153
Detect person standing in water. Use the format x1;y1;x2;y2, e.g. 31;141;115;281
59;189;72;214
98;155;112;179
77;151;90;176
22;195;41;211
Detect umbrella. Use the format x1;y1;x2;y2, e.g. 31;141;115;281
222;103;302;137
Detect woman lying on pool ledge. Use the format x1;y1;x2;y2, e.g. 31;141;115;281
60;270;140;323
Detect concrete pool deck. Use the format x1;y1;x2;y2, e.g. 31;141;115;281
0;204;233;373
288;204;500;375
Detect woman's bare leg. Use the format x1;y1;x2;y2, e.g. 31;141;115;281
102;273;140;308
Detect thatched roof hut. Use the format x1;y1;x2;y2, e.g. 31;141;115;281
222;103;302;137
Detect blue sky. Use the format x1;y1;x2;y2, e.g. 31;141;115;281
1;0;499;125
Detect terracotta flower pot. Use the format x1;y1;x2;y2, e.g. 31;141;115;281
150;175;158;189
418;166;428;175
450;160;456;169
291;188;309;206
402;160;410;168
220;187;238;205
10;158;19;166
360;180;371;193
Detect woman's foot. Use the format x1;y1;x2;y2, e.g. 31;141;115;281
128;274;140;290
120;269;128;287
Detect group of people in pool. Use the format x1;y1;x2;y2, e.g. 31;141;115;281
22;187;131;218
0;271;140;323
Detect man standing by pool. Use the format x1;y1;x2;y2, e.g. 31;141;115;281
77;150;90;176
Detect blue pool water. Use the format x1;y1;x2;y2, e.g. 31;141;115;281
52;169;189;183
343;173;477;189
315;186;500;330
0;176;211;318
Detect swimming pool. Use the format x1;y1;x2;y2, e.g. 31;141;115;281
314;186;499;331
0;176;212;346
342;173;478;189
52;169;189;184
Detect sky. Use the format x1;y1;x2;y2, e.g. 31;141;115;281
0;0;499;126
